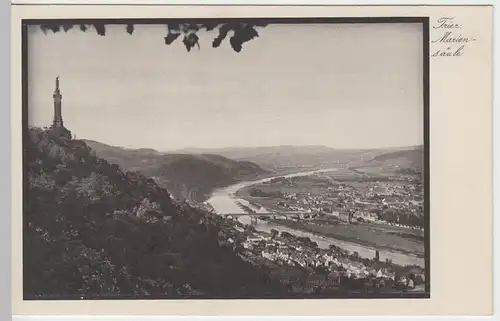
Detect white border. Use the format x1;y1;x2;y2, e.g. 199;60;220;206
8;0;499;5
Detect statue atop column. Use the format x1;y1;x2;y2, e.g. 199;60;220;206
50;76;71;139
53;76;63;127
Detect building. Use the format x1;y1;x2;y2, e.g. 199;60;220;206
338;212;350;222
353;211;378;222
50;76;72;138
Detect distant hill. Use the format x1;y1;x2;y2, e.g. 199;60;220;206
171;145;407;172
83;140;270;201
82;139;162;162
357;145;424;176
172;145;338;160
369;146;423;167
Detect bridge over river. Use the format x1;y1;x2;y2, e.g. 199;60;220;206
219;212;304;217
219;212;311;225
206;167;425;268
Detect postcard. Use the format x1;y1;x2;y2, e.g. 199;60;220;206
10;3;493;316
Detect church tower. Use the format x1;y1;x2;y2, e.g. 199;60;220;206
52;76;63;127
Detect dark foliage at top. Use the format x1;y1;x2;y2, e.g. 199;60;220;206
38;22;267;53
83;139;270;202
24;127;283;298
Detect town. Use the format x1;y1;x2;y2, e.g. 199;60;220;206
217;217;426;294
196;165;427;294
238;169;424;230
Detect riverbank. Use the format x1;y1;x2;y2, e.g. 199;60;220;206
233;189;425;259
206;167;425;268
267;218;425;259
227;219;426;295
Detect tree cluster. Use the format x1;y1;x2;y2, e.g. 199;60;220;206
24;126;284;299
378;207;424;229
249;188;284;199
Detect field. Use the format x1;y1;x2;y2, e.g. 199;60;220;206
270;218;425;258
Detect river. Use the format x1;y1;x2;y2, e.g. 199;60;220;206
206;168;424;268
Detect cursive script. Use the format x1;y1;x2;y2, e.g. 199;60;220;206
431;17;476;58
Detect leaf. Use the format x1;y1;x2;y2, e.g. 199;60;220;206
167;23;180;33
93;24;106;36
164;32;181;45
229;36;243;53
182;33;200;52
242;25;260;41
62;24;74;32
230;25;259;53
126;24;134;35
212;23;233;48
183;24;199;33
39;25;49;34
50;25;61;33
41;24;60;34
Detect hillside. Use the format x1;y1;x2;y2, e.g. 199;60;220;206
355;146;424;176
83;140;270;201
172;145;403;172
25;127;284;299
172;145;338;160
370;146;423;166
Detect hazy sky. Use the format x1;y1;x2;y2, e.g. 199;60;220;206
28;23;423;151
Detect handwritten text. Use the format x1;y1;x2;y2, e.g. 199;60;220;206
431;17;476;58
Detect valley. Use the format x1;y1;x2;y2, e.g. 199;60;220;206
78;138;426;293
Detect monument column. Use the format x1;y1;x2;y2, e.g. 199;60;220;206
52;76;63;127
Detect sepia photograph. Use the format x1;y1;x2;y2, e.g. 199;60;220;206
23;17;429;300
